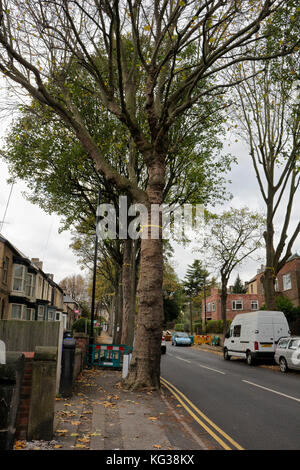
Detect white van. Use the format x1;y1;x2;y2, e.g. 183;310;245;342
223;310;290;365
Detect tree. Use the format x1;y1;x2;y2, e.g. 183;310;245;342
1;58;232;348
232;274;247;294
183;259;209;333
205;208;265;335
59;274;88;302
163;261;183;325
0;0;297;390
183;260;209;298
230;43;299;310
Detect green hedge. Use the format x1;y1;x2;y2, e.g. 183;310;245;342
205;320;232;334
174;323;185;332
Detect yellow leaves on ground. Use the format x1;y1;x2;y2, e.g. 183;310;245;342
14;440;27;450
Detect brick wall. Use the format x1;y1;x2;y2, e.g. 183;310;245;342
15;352;34;440
277;258;300;307
202;291;262;322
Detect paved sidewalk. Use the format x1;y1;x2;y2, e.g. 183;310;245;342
16;332;220;451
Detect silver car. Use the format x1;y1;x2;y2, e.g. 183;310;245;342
274;336;300;373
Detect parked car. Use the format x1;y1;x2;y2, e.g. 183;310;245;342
223;310;290;365
275;336;300;373
171;332;192;347
161;336;166;354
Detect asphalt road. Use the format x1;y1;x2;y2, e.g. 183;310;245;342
160;344;300;450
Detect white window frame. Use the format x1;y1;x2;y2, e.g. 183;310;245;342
232;300;243;310
212;302;215;312
12;265;26;292
25;273;36;298
38;305;45;321
251;300;258;310
11;303;23;320
23;307;34;321
207;302;211;312
282;273;292;291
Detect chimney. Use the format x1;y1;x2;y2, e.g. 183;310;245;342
31;258;43;270
47;273;54;281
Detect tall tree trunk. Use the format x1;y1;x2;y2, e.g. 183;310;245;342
124;156;165;390
263;193;277;310
221;277;228;337
128;240;138;347
121;239;133;345
113;270;123;344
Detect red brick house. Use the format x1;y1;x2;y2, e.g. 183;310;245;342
202;287;261;322
276;254;300;307
202;254;300;322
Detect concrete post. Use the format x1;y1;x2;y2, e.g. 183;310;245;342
27;346;57;441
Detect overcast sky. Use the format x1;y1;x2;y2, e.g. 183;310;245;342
0;110;299;287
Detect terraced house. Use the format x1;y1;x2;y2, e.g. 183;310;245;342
0;234;65;323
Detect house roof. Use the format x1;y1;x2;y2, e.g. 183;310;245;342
286;253;300;262
63;294;79;305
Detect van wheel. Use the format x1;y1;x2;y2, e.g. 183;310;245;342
246;351;255;366
224;349;231;361
279;357;288;373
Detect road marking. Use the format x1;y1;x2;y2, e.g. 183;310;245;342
160;377;244;451
174;356;191;363
168;352;225;374
242;380;300;403
197;364;226;375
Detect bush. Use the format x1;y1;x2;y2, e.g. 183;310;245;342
72;317;91;335
206;320;232;334
174;323;185;332
193;320;202;334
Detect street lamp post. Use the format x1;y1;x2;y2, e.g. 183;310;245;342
89;189;101;363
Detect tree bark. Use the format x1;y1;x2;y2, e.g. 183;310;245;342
221;277;228;337
113;270;123;344
123;156;165;390
263;190;277;311
121;239;133;345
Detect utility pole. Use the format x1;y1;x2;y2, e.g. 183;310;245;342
88;189;101;363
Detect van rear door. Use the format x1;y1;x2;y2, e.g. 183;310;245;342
258;322;275;352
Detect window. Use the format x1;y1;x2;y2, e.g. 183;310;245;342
251;300;258;310
25;273;36;298
11;304;23;319
23;308;34;321
282;273;292;291
250;284;254;294
233;325;241;337
207;302;211;312
277;338;289;349
232;300;243;310
2;257;9;284
274;278;278;292
38;305;45;321
212;302;215;312
12;265;25;292
288;339;300;350
47;310;55;321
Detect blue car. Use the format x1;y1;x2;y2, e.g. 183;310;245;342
172;332;192;347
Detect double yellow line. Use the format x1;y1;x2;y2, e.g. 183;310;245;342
160;377;244;451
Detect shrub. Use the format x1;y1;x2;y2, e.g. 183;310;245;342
72;317;91;335
206;320;232;334
174;323;185;332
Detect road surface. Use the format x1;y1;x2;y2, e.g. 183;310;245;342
160;344;300;450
